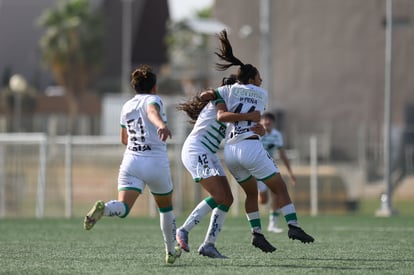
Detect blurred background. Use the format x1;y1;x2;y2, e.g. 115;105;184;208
0;0;413;218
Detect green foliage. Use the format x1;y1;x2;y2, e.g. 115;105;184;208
165;21;200;56
37;0;103;92
165;5;212;67
197;7;212;19
1;215;413;274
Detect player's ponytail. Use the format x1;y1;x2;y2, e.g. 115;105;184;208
214;30;244;71
177;94;209;124
214;30;259;85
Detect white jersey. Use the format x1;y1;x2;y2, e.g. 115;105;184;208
216;83;268;144
262;128;283;156
181;100;227;181
120;94;168;157
184;100;227;154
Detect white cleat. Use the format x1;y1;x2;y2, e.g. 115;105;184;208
267;225;283;233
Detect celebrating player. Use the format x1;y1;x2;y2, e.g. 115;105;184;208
211;30;315;250
176;75;263;258
83;65;181;264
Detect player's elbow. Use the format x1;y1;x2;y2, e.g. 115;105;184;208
216;111;227;122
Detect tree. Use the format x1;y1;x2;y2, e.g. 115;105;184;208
165;7;216;92
37;0;103;133
165;7;212;68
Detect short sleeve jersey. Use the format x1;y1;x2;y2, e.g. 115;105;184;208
216;83;268;144
120;94;167;157
185;100;227;154
261;128;283;157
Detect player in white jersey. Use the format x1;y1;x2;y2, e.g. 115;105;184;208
176;76;263;258
211;30;314;250
83;65;181;264
257;112;297;233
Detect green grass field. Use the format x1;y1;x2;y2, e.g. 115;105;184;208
1;212;414;275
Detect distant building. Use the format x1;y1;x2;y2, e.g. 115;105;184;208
0;0;169;92
212;0;414;162
0;0;170;134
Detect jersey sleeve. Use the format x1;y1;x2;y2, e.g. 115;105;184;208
214;86;229;105
146;95;168;124
274;129;284;148
119;103;127;128
147;95;162;109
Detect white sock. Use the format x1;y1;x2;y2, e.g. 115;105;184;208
269;210;280;227
104;200;127;217
204;207;228;245
181;200;214;232
280;203;299;226
160;210;177;254
246;211;262;233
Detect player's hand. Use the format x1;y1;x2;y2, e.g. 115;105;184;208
199;89;216;102
157;127;172;142
250;123;265;136
246;111;261;122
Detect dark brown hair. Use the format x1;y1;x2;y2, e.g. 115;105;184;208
177;94;208;124
221;74;237;86
262;112;276;121
214;30;259;84
130;65;156;94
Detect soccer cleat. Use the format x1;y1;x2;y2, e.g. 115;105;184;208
251;232;276;253
267;225;283;233
165;246;182;264
176;228;190;252
83;200;105;230
288;224;315;243
198;243;228;259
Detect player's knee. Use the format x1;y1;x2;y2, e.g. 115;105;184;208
214;193;233;207
225;194;234;207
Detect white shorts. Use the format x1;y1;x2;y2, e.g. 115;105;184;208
181;141;226;182
118;153;173;195
224;140;279;183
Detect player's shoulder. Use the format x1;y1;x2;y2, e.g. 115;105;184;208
121;95;136;108
141;94;162;106
144;93;161;100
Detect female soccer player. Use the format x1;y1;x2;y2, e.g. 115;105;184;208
176;76;263;258
211;30;314;250
258;112;297;233
83;65;181;264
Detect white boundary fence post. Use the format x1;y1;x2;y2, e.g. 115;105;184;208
65;134;73;218
36;134;48;218
310;135;318;216
0;145;5;217
0;133;47;218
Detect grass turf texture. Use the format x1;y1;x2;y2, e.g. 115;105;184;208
1;215;413;274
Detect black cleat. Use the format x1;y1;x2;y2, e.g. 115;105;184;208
288;224;315;243
251;232;276;253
